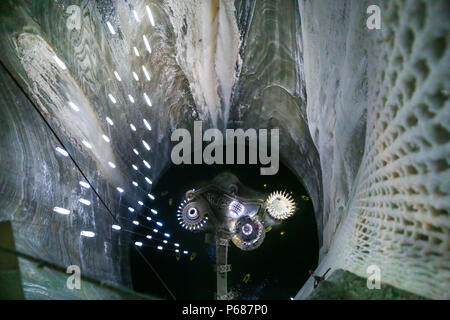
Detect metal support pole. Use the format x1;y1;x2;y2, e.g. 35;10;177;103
215;237;229;300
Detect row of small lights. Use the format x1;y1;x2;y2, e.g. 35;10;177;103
51;5;188;255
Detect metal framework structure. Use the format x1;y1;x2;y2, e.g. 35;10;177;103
177;184;296;299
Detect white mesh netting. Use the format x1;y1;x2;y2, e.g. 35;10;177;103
300;0;449;299
339;0;449;299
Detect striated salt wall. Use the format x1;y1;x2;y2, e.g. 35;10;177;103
297;0;449;299
167;0;241;129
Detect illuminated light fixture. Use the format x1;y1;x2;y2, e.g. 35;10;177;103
79;198;91;206
113;71;122;81
81;231;95;238
108;94;117;104
108;161;116;168
55;147;69;157
132;164;138;170
143;160;151;168
183;250;188;255
133;9;140;22
116;187;124;193
106;117;114;125
157;246;163;250
138;201;144;206
128;207;135;212
265;190;296;220
102;135;110;143
153;228;158;233
53;207;70;215
142;65;150;81
174;243;180;247
156;221;163;227
52;54;67;70
112;224;121;230
68;101;80;112
133;46;140;57
146;5;155;26
135;241;143;247
290;297;294;300
228;200;245;217
128;95;135;103
163;240;168;244
150;209;158;215
143;35;151;53
146;217;152;221
143;93;152;106
132;181;138;187
79;181;90;189
106;21;115;35
175;249;179;253
145;177;152;185
146;235;152;239
132;72;139;81
133;148;139;155
130;124;136;131
143;119;151;131
133;220;139;225
148;194;155;200
164;233;170;238
142;140;151;151
82;140;92;149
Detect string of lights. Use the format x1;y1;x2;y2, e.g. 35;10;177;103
9;219;187;254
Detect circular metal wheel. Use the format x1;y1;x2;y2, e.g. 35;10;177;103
177;199;208;232
232;216;265;251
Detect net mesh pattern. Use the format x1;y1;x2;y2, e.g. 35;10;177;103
335;0;449;299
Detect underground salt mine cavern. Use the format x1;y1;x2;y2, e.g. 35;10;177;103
0;0;448;303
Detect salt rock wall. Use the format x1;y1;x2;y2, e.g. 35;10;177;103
0;64;131;299
231;0;323;241
167;0;241;129
297;0;449;299
0;0;197;299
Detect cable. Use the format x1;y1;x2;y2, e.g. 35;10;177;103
134;246;177;300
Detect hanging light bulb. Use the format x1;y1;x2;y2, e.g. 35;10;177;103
143;119;152;131
143;35;151;53
106;21;116;34
79;181;90;189
79;199;91;206
146;5;155;26
55;147;69;157
53;207;70;215
52;54;67;70
81;231;95;238
133;9;140;22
